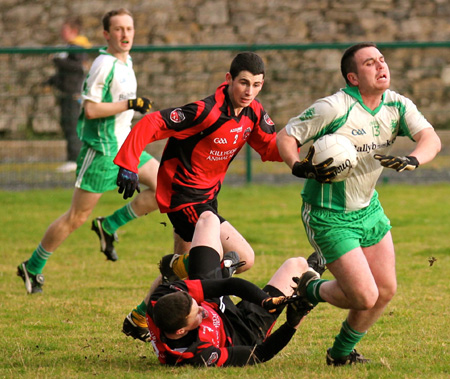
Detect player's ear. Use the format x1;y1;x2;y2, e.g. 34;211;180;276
175;328;186;336
347;73;358;86
225;72;232;84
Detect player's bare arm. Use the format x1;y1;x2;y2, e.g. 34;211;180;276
375;128;441;172
84;99;129;119
408;128;441;164
276;128;301;169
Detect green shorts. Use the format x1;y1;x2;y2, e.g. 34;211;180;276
301;194;391;263
75;144;153;193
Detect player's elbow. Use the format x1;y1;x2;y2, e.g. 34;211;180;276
435;134;442;154
84;107;96;119
427;130;442;156
83;101;98;119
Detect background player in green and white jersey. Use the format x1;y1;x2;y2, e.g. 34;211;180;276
277;42;441;366
17;8;159;294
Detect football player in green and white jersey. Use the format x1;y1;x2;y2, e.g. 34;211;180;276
277;42;441;366
17;9;159;294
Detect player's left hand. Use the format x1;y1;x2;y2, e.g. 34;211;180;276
117;167;141;199
261;296;290;313
374;154;419;172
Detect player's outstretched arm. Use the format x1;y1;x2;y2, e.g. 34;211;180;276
375;128;441;172
220;323;297;366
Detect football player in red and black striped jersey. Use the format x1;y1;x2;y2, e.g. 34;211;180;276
115;52;285;272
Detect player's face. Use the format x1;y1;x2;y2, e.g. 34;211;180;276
226;70;264;114
104;14;134;58
184;299;207;331
351;46;390;94
60;24;76;43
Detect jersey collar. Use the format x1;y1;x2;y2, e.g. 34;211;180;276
342;84;385;115
220;82;239;119
98;47;132;66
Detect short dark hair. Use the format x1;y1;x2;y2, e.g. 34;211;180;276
153;291;193;334
340;42;378;86
229;52;265;79
102;8;133;32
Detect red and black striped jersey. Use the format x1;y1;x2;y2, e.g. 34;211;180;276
114;82;282;213
147;279;238;366
146;278;296;367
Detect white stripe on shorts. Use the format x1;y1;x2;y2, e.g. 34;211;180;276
302;203;325;262
75;148;96;188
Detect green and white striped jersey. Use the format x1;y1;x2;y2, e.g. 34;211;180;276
285;85;433;212
77;49;137;156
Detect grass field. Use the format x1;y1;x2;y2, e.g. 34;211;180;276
1;183;449;378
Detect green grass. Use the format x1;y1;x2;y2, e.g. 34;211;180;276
1;183;449;378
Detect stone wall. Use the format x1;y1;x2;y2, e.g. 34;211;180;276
0;0;449;138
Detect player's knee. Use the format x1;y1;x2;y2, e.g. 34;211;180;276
198;210;218;225
378;281;397;304
286;257;308;273
351;287;379;310
66;215;87;232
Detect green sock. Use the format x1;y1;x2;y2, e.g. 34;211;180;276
330;319;367;359
306;279;327;306
27;243;52;274
135;301;147;317
103;203;138;235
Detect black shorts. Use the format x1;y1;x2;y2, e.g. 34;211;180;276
167;199;226;242
227;284;283;346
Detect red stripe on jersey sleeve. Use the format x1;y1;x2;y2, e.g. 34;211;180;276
114;112;174;172
185;279;205;303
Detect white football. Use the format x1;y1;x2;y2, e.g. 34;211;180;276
312;134;358;182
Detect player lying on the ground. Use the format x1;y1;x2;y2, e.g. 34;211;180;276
138;211;322;366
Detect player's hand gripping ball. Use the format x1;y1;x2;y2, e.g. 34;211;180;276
311;134;358;182
291;145;337;183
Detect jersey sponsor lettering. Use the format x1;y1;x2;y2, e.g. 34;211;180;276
206;148;238;161
355;139;394;153
119;92;136;101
